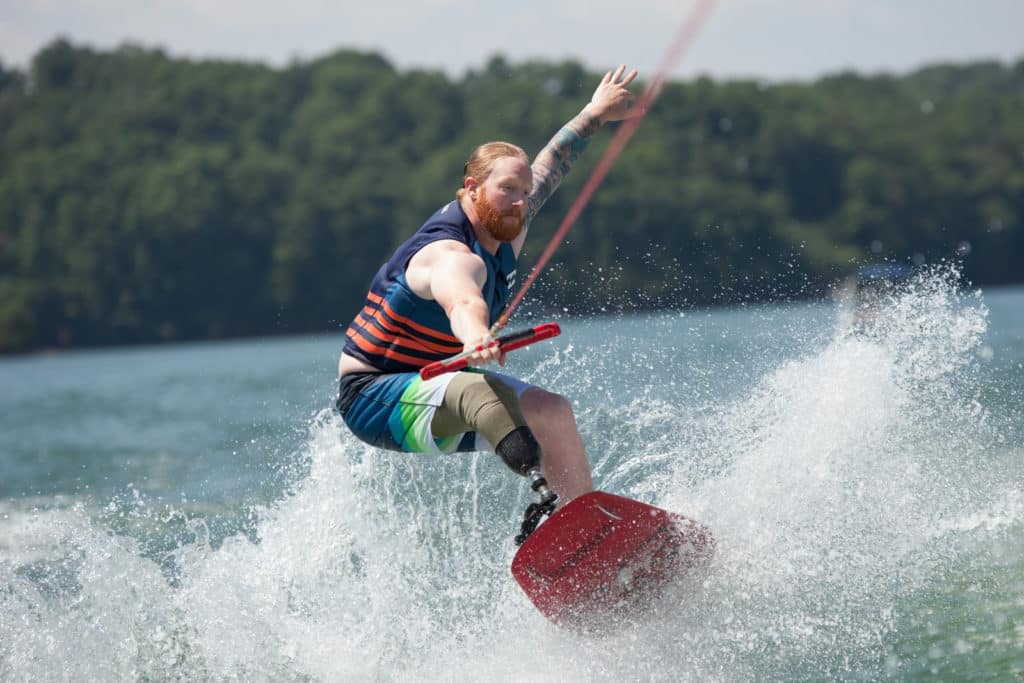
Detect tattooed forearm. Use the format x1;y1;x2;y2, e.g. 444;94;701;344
526;110;603;223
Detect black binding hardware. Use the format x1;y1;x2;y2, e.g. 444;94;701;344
515;468;559;545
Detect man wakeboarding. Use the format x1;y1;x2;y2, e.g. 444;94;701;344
335;66;714;627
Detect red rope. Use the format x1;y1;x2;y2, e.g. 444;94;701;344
494;0;717;333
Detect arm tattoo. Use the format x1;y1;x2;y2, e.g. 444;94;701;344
526;111;602;224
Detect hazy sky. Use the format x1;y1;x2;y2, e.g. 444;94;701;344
1;0;1021;82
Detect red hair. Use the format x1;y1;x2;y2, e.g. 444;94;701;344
456;142;529;200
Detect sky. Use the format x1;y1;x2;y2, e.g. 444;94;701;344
0;0;1021;82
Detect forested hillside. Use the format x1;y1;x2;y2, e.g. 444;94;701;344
1;40;1021;352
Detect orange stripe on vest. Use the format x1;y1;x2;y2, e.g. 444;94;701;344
345;328;436;368
357;305;462;353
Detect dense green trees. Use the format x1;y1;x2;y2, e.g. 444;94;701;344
1;40;1020;352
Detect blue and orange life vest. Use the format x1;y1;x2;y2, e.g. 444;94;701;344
342;201;517;373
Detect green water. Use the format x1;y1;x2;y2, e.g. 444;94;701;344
1;276;1021;681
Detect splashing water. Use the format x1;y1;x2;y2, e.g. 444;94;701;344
2;265;1021;681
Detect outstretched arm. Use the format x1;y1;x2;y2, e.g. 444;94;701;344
523;66;641;230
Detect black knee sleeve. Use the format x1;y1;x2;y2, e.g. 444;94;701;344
495;426;542;476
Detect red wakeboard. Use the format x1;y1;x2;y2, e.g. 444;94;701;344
511;490;713;628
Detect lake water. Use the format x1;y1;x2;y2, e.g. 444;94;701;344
2;267;1022;681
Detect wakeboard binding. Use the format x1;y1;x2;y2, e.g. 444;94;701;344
515;468;558;545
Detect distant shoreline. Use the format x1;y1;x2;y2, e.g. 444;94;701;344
6;283;1021;359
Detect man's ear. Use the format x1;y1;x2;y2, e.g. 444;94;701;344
464;176;478;202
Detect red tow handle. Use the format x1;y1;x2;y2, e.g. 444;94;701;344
419;322;561;380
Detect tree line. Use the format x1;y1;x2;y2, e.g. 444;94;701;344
1;39;1021;353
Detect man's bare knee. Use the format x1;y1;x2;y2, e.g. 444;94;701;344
521;388;575;427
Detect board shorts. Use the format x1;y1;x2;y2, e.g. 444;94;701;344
335;369;533;454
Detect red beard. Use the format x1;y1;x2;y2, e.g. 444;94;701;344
477;189;524;242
